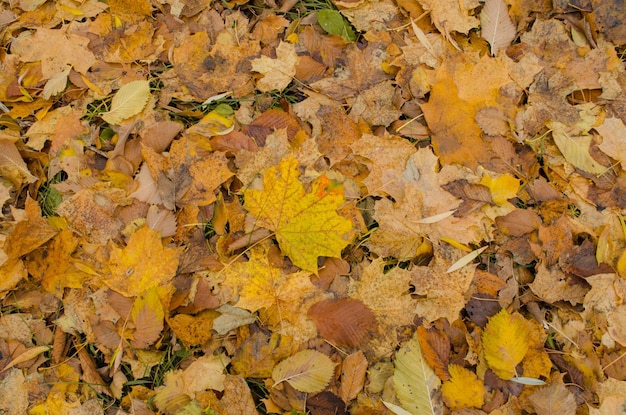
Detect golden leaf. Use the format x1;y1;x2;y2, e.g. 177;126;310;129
482;309;530;379
548;121;607;175
441;364;485;409
244;156;353;274
100;80;151;125
272;349;336;393
105;226;181;297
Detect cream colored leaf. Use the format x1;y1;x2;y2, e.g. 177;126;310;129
549;121;607;175
480;0;516;56
446;246;487;273
272;349;336;393
42;66;71;100
0;139;37;187
393;332;443;415
101;80;151;125
383;401;415;415
251;41;297;92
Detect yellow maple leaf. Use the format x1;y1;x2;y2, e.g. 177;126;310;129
482;309;530;379
223;243;320;325
106;226;181;297
244;156;353;274
441;364;485;410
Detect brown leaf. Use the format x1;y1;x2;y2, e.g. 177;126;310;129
495;209;542;236
242;109;302;146
307;391;348;415
307;298;377;347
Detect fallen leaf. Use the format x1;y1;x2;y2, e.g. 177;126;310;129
100;80;151;125
130;286;165;349
272;349;336;393
105;226;181;297
251;41;297;92
480;0;516;56
548;120;607;175
392;331;443;415
0;139;37;188
244;156;353;274
441;364;485;409
307;298;377;347
482;309;530;380
339;351;368;403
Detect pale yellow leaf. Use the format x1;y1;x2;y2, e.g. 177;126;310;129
480;0;516;56
549;121;607;175
445;246;487;273
101;80;151;125
393;332;443;415
251;41;297;92
272;349;336;393
42;66;71;100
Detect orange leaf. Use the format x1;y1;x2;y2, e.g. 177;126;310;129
339;351;368;403
130;287;165;349
417;326;451;381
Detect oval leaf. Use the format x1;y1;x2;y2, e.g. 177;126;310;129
482;309;530;379
317;9;356;42
101;80;151;125
272;349;335;393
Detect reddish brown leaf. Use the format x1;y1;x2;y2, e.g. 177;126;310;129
242;109;302;146
307;298;377;347
417;326;451;381
307;391;348;415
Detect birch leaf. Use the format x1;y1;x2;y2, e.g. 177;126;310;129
548;121;607;175
480;0;516;56
272;349;336;393
101;80;151;125
393;331;443;415
482;309;530;379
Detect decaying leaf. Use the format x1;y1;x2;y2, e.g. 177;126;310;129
100;80;151;125
272;349;336;393
339;351;368;403
0;139;37;188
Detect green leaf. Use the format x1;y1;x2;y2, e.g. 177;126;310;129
317;9;356;42
393;332;443;415
101;80;151;125
272;349;336;393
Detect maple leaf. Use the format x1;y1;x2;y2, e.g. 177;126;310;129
222;242;323;341
244;156;353;274
251;41;297;92
105;226;181;297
